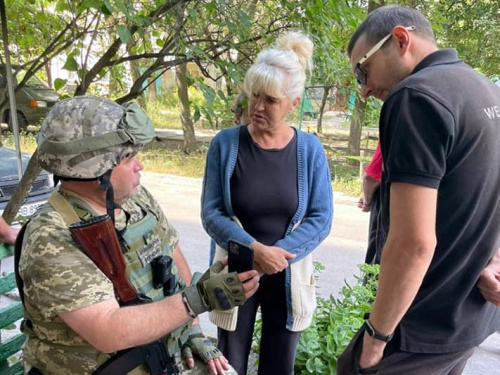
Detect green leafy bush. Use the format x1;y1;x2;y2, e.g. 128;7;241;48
294;263;379;375
251;263;379;375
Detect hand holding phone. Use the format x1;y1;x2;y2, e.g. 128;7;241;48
228;240;254;273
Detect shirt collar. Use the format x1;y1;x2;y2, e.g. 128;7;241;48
411;49;462;76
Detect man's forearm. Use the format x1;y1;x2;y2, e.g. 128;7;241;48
369;238;435;335
61;245;200;353
60;294;192;353
362;174;381;204
367;183;438;337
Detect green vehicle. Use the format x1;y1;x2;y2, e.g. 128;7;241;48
0;65;59;131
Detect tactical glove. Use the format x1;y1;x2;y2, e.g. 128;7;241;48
181;325;222;363
182;261;245;315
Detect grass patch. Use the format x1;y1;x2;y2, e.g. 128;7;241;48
333;176;361;197
147;107;184;130
1;131;38;153
140;143;206;178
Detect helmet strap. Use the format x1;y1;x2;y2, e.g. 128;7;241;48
98;170;129;241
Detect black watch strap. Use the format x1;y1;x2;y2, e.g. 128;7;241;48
363;319;394;342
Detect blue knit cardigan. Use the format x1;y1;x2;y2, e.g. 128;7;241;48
201;126;333;328
201;125;333;260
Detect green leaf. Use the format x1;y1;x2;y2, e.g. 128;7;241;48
35;12;48;23
115;0;130;16
193;108;201;122
62;56;78;72
101;0;114;16
55;0;70;12
54;78;67;91
217;90;227;101
77;0;103;12
118;25;132;43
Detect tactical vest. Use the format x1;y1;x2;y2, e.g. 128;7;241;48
17;189;192;374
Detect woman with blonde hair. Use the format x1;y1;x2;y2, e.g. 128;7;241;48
201;31;333;375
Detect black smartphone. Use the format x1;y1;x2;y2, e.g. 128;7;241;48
228;240;254;273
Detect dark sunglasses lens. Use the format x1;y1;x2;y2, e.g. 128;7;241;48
355;65;366;86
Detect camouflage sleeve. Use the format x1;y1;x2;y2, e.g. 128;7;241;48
19;209;115;320
133;185;179;249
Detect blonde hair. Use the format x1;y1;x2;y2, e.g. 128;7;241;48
243;31;313;101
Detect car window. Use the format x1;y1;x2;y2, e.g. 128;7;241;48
16;70;49;88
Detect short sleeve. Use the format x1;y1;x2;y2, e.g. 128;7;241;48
381;88;455;189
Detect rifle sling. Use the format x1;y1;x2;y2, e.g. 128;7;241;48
48;191;81;225
93;340;179;375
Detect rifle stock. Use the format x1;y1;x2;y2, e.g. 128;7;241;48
69;215;138;304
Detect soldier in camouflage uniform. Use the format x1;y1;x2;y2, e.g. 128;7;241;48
16;96;259;375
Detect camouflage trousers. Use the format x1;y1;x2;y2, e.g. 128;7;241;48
25;356;238;375
174;352;238;375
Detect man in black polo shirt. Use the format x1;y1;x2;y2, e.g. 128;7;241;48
338;4;500;374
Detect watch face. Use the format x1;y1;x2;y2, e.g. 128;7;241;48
364;320;392;342
365;320;375;336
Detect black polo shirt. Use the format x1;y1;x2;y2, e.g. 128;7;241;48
380;49;500;353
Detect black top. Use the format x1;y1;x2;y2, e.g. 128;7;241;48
380;49;500;353
230;126;298;246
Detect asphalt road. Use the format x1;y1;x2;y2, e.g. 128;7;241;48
140;172;500;375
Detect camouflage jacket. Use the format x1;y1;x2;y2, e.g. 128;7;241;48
18;185;179;375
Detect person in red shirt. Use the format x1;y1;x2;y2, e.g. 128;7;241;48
358;141;384;264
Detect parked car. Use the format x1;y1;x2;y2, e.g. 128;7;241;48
0;146;54;222
0;65;59;131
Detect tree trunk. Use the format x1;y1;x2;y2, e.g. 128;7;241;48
176;63;197;153
316;85;330;134
347;98;366;167
347;0;384;167
2;150;42;225
148;76;157;102
45;61;52;88
127;42;146;108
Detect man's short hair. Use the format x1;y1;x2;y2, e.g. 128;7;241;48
347;5;436;57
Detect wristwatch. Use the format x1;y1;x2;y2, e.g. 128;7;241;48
363;319;394;343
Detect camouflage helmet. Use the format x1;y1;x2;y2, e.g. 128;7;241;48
37;96;155;179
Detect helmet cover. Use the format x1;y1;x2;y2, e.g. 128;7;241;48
37;96;155;179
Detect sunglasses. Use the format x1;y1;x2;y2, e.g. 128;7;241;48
354;26;416;86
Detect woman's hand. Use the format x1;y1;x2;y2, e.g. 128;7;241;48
252;242;295;274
